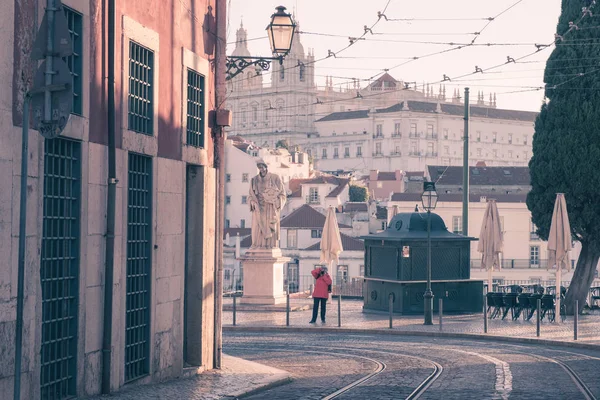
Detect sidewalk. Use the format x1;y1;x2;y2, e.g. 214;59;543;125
88;354;290;400
223;297;600;346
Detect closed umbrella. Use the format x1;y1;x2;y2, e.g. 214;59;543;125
477;199;504;292
320;206;344;279
547;193;572;322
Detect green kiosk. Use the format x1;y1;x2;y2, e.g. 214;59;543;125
362;212;483;314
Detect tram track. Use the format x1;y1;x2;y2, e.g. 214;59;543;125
226;334;600;399
227;344;443;400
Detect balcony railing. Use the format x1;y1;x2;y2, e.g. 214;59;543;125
470;259;550;269
530;232;540;240
390;151;402;157
409;151;421;156
372;152;384;157
425;151;438;157
333;154;339;159
306;195;321;204
373;134;384;139
426;133;438;139
409;132;420;138
391;132;402;138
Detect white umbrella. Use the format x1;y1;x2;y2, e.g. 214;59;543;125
477;199;504;292
547;193;572;322
320;206;344;276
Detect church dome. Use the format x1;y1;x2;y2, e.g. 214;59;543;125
231;21;251;57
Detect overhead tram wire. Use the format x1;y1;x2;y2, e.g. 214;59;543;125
224;0;392;99
471;0;526;44
424;2;597;89
230;2;597;117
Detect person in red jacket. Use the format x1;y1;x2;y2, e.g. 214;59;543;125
309;266;333;324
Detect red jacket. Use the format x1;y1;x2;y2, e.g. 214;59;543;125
311;268;332;299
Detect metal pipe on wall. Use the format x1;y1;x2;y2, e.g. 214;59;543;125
213;0;227;369
14;94;31;400
102;0;117;393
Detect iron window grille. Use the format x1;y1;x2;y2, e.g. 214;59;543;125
62;6;83;115
125;153;152;382
41;138;81;400
128;42;154;135
186;69;205;147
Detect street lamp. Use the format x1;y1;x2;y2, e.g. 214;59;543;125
421;181;438;325
226;6;296;80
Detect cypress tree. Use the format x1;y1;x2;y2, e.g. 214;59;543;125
526;0;600;313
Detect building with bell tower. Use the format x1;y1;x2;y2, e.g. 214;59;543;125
225;21;317;147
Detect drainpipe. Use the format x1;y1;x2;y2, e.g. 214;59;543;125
102;0;117;393
213;0;227;369
14;93;31;400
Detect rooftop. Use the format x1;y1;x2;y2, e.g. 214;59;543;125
427;165;531;187
343;202;369;212
316;100;538;123
304;233;364;251
390;192;528;203
288;175;350;198
281;205;352;229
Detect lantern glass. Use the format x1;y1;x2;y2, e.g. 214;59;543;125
421;182;438;211
266;6;296;56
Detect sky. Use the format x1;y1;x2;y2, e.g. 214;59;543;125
227;0;563;112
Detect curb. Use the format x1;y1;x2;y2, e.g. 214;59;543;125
222;374;292;399
223;325;600;351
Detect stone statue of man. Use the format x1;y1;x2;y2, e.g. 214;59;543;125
248;160;286;249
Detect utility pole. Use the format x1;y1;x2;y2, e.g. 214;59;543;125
462;88;470;236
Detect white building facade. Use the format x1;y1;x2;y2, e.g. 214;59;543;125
307;101;536;175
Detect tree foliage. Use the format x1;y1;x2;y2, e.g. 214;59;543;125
275;139;289;150
526;0;600;312
349;185;369;202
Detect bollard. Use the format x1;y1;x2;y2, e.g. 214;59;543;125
574;300;578;341
233;295;237;326
389;293;393;329
286;285;290;327
337;293;342;327
439;298;443;332
536;298;541;337
483;295;488;333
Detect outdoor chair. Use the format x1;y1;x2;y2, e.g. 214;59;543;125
515;293;530;320
503;293;519;320
527;293;543;320
486;292;495;315
540;294;555;322
490;293;506;319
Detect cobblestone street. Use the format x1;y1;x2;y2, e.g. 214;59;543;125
225;331;600;399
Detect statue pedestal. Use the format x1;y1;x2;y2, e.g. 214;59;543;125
240;248;290;305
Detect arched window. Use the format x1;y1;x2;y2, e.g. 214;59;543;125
299;64;305;82
263;101;271;123
298;100;308;127
251;102;259;122
276;99;285;128
280;66;285;81
240;102;248;125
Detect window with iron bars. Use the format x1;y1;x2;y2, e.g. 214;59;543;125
41;138;81;400
62;6;83;115
128;42;154;135
186;69;205;147
125;153;152;382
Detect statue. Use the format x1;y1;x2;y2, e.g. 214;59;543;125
248;160;286;249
